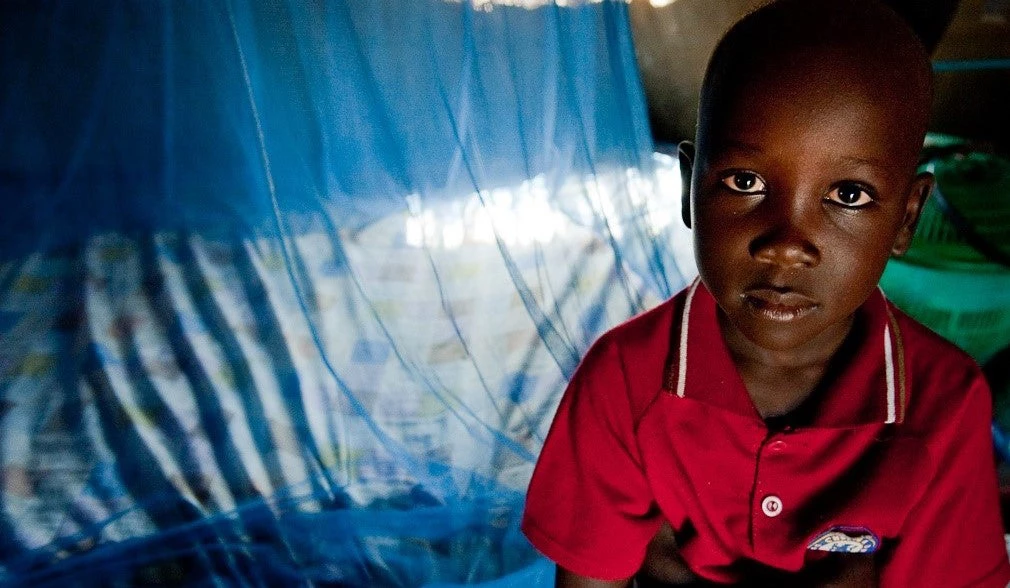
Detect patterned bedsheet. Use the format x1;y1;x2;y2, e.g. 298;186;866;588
0;162;692;585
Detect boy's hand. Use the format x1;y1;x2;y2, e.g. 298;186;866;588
802;553;877;588
632;522;878;587
636;522;698;586
555;567;631;588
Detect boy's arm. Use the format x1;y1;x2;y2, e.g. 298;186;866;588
523;335;664;578
636;521;699;585
880;374;1010;587
556;566;631;588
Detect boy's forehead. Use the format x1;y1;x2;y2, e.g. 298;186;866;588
700;68;921;174
706;48;904;136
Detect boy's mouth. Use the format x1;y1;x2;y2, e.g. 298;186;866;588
742;287;819;322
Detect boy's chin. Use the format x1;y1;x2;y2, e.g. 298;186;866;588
723;309;854;361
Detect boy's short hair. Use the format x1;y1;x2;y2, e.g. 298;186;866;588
698;0;933;153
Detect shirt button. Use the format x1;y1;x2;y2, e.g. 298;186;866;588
768;440;787;452
761;495;783;518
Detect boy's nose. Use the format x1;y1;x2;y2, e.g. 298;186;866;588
750;226;821;269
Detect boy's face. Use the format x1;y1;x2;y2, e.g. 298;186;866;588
685;53;931;358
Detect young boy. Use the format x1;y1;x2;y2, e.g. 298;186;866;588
521;0;1010;586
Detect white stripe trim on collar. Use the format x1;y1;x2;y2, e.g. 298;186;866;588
884;324;896;424
676;278;701;398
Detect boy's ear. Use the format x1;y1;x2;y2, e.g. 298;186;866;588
678;141;695;229
891;171;934;257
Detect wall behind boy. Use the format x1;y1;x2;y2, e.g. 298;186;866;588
629;0;1000;147
931;0;1010;149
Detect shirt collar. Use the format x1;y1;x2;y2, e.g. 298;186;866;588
663;278;907;427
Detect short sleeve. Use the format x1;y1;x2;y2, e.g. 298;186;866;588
881;374;1010;587
521;335;662;581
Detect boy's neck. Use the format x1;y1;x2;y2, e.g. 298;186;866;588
717;310;855;420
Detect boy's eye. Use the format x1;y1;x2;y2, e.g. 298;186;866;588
721;172;766;193
827;183;874;207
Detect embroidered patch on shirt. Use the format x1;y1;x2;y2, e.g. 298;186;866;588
807;527;880;554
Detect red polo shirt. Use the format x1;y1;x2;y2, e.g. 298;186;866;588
522;280;1010;585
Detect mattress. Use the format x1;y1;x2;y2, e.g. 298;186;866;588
0;159;692;586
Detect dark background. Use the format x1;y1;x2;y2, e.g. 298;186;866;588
630;0;1010;152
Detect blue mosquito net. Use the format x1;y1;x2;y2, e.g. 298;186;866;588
0;1;693;585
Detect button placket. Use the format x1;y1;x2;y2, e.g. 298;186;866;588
760;433;788;518
750;429;791;552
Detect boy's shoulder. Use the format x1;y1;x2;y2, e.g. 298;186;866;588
591;282;702;367
886;299;990;428
598;290;682;352
576;288;691;418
